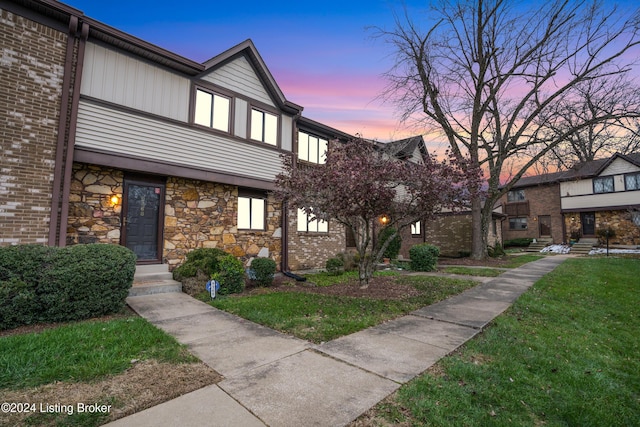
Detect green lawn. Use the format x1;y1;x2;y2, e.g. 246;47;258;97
368;257;640;426
441;266;504;277
0;315;197;390
211;275;477;343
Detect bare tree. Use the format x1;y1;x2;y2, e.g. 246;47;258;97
530;77;640;172
379;0;640;258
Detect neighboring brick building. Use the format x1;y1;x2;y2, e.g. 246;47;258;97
498;172;564;244
499;153;640;245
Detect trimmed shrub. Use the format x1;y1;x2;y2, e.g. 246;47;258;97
251;258;277;286
173;247;228;280
0;244;136;330
409;244;440;271
377;227;402;260
212;255;245;295
325;257;345;276
503;238;534;248
336;251;358;272
488;243;506;257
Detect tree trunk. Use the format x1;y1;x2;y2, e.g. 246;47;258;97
470;197;487;259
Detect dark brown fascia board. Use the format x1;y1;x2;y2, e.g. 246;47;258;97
12;0;204;75
298;116;353;140
201;39;303;115
82;17;204;75
591;152;640;177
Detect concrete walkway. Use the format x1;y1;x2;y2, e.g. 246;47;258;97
106;255;569;427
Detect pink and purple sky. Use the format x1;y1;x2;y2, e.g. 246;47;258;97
63;0;639;152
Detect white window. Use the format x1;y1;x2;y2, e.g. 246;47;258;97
251;108;278;145
238;196;265;230
411;221;421;236
298;131;328;164
194;89;230;132
297;208;328;233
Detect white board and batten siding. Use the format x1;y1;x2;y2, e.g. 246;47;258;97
600;157;640;176
81;42;190;122
75;101;283;182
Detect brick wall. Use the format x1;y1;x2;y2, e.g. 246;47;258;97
0;9;67;245
287;209;346;271
424;214;473;257
501;184;563;243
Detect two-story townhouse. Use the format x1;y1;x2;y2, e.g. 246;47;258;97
0;0;362;271
499;171;566;244
500;153;640;246
561;153;640;245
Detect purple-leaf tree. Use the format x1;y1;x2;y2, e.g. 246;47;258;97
275;138;478;287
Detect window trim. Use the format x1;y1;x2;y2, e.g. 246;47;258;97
237;191;267;231
192;85;233;134
296;208;329;233
624;172;640;191
249;106;279;146
298;131;328;164
593;176;615;194
507;189;525;202
508;217;528;230
411;221;422;236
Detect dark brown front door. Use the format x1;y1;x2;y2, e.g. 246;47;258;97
122;177;165;263
581;212;596;236
539;215;551;237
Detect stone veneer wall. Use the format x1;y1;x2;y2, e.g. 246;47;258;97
287;209;346;271
67;164;283;268
163;178;281;269
66;163;123;245
564;210;640;245
0;9;67;245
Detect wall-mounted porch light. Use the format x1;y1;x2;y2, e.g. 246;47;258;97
379;215;389;226
110;195;120;206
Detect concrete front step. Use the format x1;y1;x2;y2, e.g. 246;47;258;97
129;279;183;297
570;243;594;254
134;264;173;282
130;264;182;297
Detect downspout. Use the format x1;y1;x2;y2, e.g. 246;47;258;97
57;20;89;247
48;15;79;246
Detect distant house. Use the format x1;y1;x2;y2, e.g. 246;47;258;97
499;153;640;246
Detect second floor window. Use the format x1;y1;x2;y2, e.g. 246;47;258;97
194;89;230;132
251;108;278;145
298;131;328;164
625;172;640;191
593;176;614;194
507;189;525;202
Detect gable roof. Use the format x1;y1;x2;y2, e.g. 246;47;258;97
377;136;429;163
202;40;302;115
511;152;640;189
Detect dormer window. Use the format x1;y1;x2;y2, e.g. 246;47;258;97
194;88;230;132
298;131;328;164
251;108;278;145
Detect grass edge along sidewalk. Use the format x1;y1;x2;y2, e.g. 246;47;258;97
355;257;640;427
